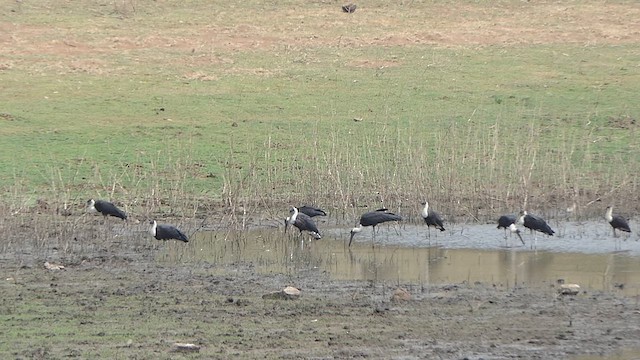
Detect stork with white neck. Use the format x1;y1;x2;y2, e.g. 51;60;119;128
421;201;445;233
605;206;631;237
285;206;321;239
349;208;402;247
149;220;188;243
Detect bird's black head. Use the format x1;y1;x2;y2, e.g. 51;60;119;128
348;230;356;246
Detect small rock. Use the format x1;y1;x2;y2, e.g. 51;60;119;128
262;286;301;300
44;262;65;271
283;286;301;297
391;287;411;302
558;284;580;295
171;343;200;353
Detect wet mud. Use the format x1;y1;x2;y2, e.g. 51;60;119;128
1;215;640;359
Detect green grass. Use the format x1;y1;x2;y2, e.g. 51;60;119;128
1;1;639;219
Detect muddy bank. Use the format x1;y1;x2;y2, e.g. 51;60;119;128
1;215;640;359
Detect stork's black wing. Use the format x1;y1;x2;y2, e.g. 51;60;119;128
497;215;516;229
95;200;127;220
294;213;321;236
156;224;189;242
424;211;445;231
524;215;554;236
360;211;402;227
610;215;631;232
298;206;327;217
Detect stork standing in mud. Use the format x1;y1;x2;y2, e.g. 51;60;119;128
149;220;189;243
86;199;127;222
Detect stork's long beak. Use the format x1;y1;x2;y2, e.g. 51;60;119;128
349;231;355;247
515;230;525;245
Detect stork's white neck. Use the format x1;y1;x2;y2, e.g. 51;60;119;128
351;223;363;233
289;207;299;225
421;202;429;218
605;207;613;222
149;221;157;236
508;223;519;233
87;199;97;213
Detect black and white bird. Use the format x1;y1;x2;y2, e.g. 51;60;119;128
518;210;555;236
421;201;445;232
605;206;631;237
86;199;127;220
497;214;524;245
297;206;327;218
349;208;402;246
148;220;188;243
285;207;322;239
497;214;517;233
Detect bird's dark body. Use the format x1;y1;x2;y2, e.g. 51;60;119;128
420;202;445;232
497;215;517;229
610;215;631;233
298;206;327;218
423;212;445;231
291;212;321;236
155;224;188;242
522;214;554;236
359;211;402;227
92;200;127;220
349;209;402;246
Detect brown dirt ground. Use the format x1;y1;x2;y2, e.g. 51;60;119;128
2;212;640;359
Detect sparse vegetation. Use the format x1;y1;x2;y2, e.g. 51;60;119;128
1;0;639;222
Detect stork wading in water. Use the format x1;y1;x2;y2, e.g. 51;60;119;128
605;206;631;238
285;207;322;239
349;208;402;247
86;199;127;221
518;210;554;248
149;220;189;243
496;215;524;245
421;201;445;234
518;210;555;235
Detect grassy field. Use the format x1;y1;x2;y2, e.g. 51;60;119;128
1;0;639;221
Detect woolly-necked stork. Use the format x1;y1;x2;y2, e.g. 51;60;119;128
149;220;188;243
497;215;524;245
518;210;554;236
285;207;321;239
298;206;327;218
605;206;631;237
421;201;445;232
86;199;127;220
349;208;402;246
